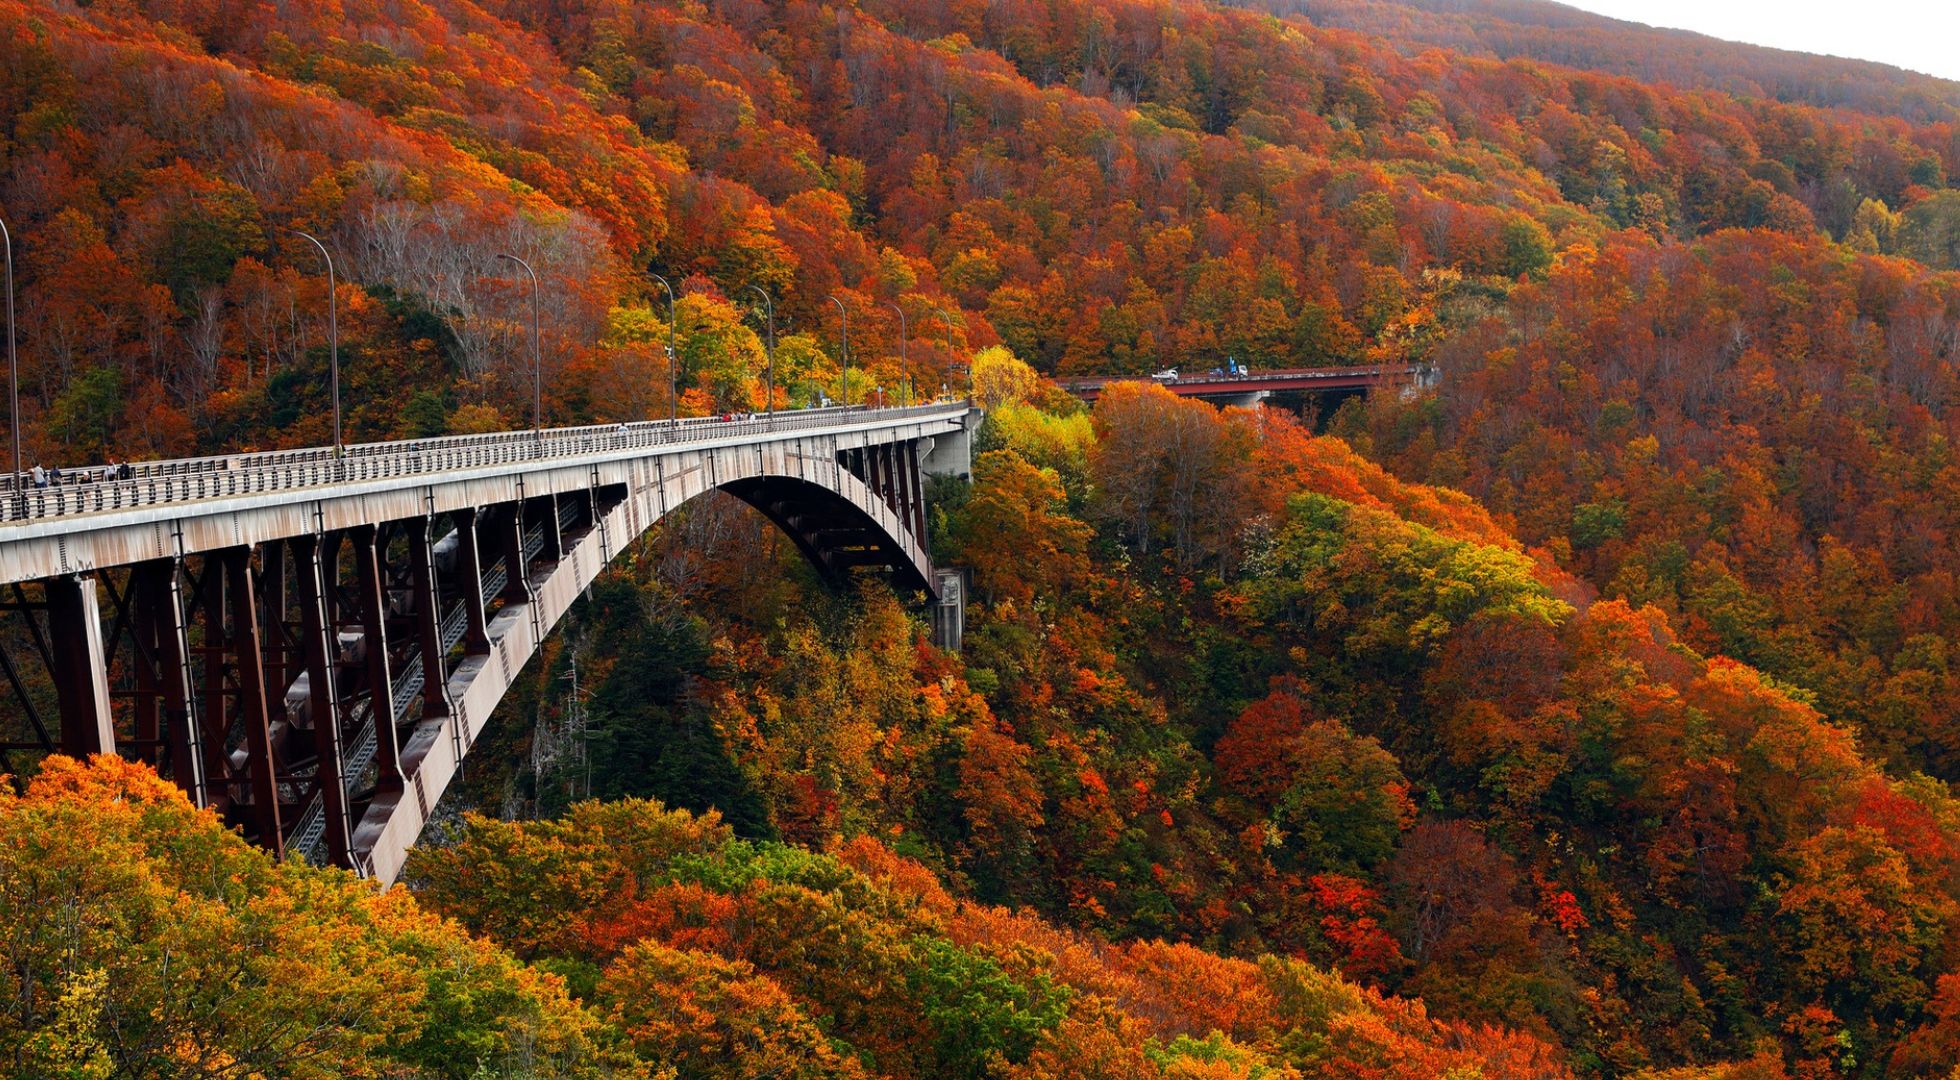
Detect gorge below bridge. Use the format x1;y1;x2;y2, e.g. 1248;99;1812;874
0;402;977;885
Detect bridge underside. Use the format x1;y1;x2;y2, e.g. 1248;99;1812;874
0;422;957;884
724;440;934;595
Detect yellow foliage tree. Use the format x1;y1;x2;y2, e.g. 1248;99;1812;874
971;346;1041;410
0;755;640;1078
599;941;872;1080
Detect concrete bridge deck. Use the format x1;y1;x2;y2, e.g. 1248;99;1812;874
0;403;969;583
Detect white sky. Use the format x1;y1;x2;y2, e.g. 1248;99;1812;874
1557;0;1960;83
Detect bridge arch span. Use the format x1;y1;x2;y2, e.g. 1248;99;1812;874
359;447;941;882
717;471;933;595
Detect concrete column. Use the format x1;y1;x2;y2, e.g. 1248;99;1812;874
921;410;976;479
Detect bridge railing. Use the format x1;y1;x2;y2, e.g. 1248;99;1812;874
1054;363;1421;392
0;401;965;525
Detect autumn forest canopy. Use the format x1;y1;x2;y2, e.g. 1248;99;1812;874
11;0;1960;1077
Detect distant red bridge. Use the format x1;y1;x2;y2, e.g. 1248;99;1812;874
1054;364;1425;402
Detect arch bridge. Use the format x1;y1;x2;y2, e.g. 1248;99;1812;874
0;402;976;884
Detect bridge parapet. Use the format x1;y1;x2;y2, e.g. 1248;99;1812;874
0;403;957;527
0;403;967;587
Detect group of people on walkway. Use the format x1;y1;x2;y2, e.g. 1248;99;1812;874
19;461;134;490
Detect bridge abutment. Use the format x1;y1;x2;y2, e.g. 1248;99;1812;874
921;408;978;479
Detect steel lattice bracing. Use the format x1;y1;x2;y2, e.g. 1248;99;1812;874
0;403;976;885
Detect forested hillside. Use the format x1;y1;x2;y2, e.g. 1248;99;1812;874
2;753;1571;1077
433;374;1960;1078
9;0;1960;460
1241;0;1960;122
8;0;1960;1076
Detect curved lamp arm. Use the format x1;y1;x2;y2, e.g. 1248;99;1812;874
295;230;342;451
497;253;544;433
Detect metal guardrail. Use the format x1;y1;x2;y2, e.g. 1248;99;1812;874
0;402;968;526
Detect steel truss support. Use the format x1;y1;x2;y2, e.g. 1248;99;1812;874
0;628;53;755
352;523;403;792
193;558;235;810
453;508;490;655
258;540;291;702
291;533;352;865
409;515;453;720
496;502;532;606
528;494;563;565
900;440;927;546
223;547;283;858
132;559;204;805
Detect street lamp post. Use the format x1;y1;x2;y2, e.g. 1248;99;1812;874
651;273;679;424
934;306;963;396
886;300;907;408
740;284;776;420
0;215;17;507
293;230;342;453
826;295;850;409
497;253;544;437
